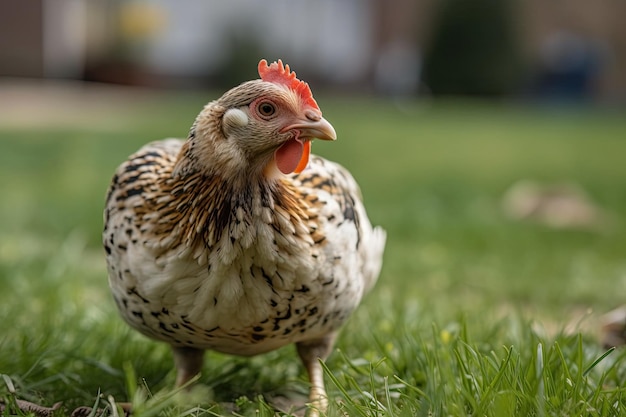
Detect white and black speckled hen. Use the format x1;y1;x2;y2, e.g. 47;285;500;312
103;59;386;415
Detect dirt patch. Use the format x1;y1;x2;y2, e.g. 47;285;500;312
0;79;165;131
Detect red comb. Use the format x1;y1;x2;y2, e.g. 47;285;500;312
258;59;319;110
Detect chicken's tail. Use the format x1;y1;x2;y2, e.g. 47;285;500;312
362;226;387;294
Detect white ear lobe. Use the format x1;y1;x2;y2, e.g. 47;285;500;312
223;108;249;129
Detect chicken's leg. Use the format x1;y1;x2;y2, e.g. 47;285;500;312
172;346;205;387
296;333;337;416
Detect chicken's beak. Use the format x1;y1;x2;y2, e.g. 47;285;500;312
274;110;336;175
282;110;337;141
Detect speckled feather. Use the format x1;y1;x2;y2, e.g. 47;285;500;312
103;61;385;411
104;140;384;355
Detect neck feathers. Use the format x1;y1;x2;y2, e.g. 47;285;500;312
143;164;310;257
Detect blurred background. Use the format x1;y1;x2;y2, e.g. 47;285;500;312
1;0;625;102
3;0;626;410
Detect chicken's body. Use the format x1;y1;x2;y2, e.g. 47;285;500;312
103;60;385;414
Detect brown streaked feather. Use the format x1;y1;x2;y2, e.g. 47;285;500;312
105;139;329;260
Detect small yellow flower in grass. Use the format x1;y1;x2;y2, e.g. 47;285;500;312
440;329;452;345
385;342;395;353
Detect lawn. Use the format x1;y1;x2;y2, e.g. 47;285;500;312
1;83;626;416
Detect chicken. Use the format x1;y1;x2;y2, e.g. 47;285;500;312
103;59;386;415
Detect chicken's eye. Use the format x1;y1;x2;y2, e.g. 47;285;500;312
256;101;276;118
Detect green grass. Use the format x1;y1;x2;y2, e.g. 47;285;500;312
2;87;626;416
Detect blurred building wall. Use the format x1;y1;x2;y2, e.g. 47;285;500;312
372;0;626;100
0;0;625;100
521;0;626;101
0;0;44;77
372;0;433;95
136;0;372;84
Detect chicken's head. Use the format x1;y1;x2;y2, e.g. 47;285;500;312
185;59;336;180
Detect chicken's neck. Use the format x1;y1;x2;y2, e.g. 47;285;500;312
157;163;310;254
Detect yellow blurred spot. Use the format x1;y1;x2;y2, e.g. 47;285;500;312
364;350;377;362
385;342;394;352
440;329;452;344
119;2;167;39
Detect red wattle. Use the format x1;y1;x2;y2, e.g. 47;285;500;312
275;138;305;174
294;140;311;173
